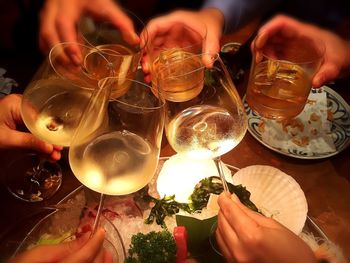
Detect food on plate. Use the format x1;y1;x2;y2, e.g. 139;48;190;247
25;170;258;261
125;230;177;263
173;226;188;263
143;176;259;227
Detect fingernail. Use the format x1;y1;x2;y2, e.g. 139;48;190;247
54;145;64;150
71;53;82;66
44;142;53;153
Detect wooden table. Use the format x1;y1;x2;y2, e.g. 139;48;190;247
0;21;349;262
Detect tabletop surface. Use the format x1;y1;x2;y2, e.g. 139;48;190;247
0;24;350;262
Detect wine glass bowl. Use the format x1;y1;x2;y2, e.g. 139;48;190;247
158;53;247;191
6;42;108;202
69;73;165;196
22;42;105;147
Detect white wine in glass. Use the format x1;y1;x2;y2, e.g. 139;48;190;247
69;73;165;233
158;53;247;192
6;42;108;202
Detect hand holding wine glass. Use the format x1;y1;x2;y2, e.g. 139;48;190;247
5;42;109;202
0;94;61;161
158;53;247;191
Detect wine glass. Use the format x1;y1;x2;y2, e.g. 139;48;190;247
78;9;148;99
5;42;108;202
157;53;247;191
68;71;165;235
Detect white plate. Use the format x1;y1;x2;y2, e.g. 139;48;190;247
243;86;350;159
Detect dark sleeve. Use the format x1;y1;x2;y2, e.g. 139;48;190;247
202;0;281;32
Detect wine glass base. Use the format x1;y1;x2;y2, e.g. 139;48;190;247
5;153;62;202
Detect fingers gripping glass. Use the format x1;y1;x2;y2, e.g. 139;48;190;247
5;42;111;202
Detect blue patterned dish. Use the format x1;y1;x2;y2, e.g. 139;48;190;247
243;86;350;159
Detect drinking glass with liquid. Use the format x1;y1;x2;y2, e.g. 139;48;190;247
78;9;148;98
246;32;325;120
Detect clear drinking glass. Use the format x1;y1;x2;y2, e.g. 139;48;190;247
78;9;148;99
158;53;247;191
246;33;325;120
68;71;165;234
145;22;206;95
5;42;108;202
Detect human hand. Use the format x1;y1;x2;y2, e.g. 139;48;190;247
39;0;139;54
0;94;62;161
141;8;224;82
216;192;317;263
10;228;112;263
252;15;350;88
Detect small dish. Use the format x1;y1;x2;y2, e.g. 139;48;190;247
232;165;308;235
243;86;350;159
13;186;126;263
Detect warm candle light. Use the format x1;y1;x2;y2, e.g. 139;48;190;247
156;154;233;203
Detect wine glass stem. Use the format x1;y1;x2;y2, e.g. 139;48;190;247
91;193;105;237
214;157;229;192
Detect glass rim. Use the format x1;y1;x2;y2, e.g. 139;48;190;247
49;41;111;84
98;76;166;109
49;41;110;63
254;33;326;65
157;52;219;81
146;21;207;60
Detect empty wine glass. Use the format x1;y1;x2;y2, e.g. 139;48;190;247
158;53;247;191
69;71;165;235
5;42;109;202
78;9;148;98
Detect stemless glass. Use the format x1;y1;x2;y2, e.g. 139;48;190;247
246;33;325;119
69;72;165;234
6;42;108;202
145;22;206;93
78;9;148;98
158;53;247;191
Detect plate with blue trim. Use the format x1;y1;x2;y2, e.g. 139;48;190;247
243;86;350;159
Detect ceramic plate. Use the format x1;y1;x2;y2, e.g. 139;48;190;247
243;86;350;159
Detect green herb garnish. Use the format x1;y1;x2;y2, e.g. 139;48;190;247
143;176;260;227
125;230;177;263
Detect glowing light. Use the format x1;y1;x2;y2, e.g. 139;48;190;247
85;168;104;190
156;154;233;203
